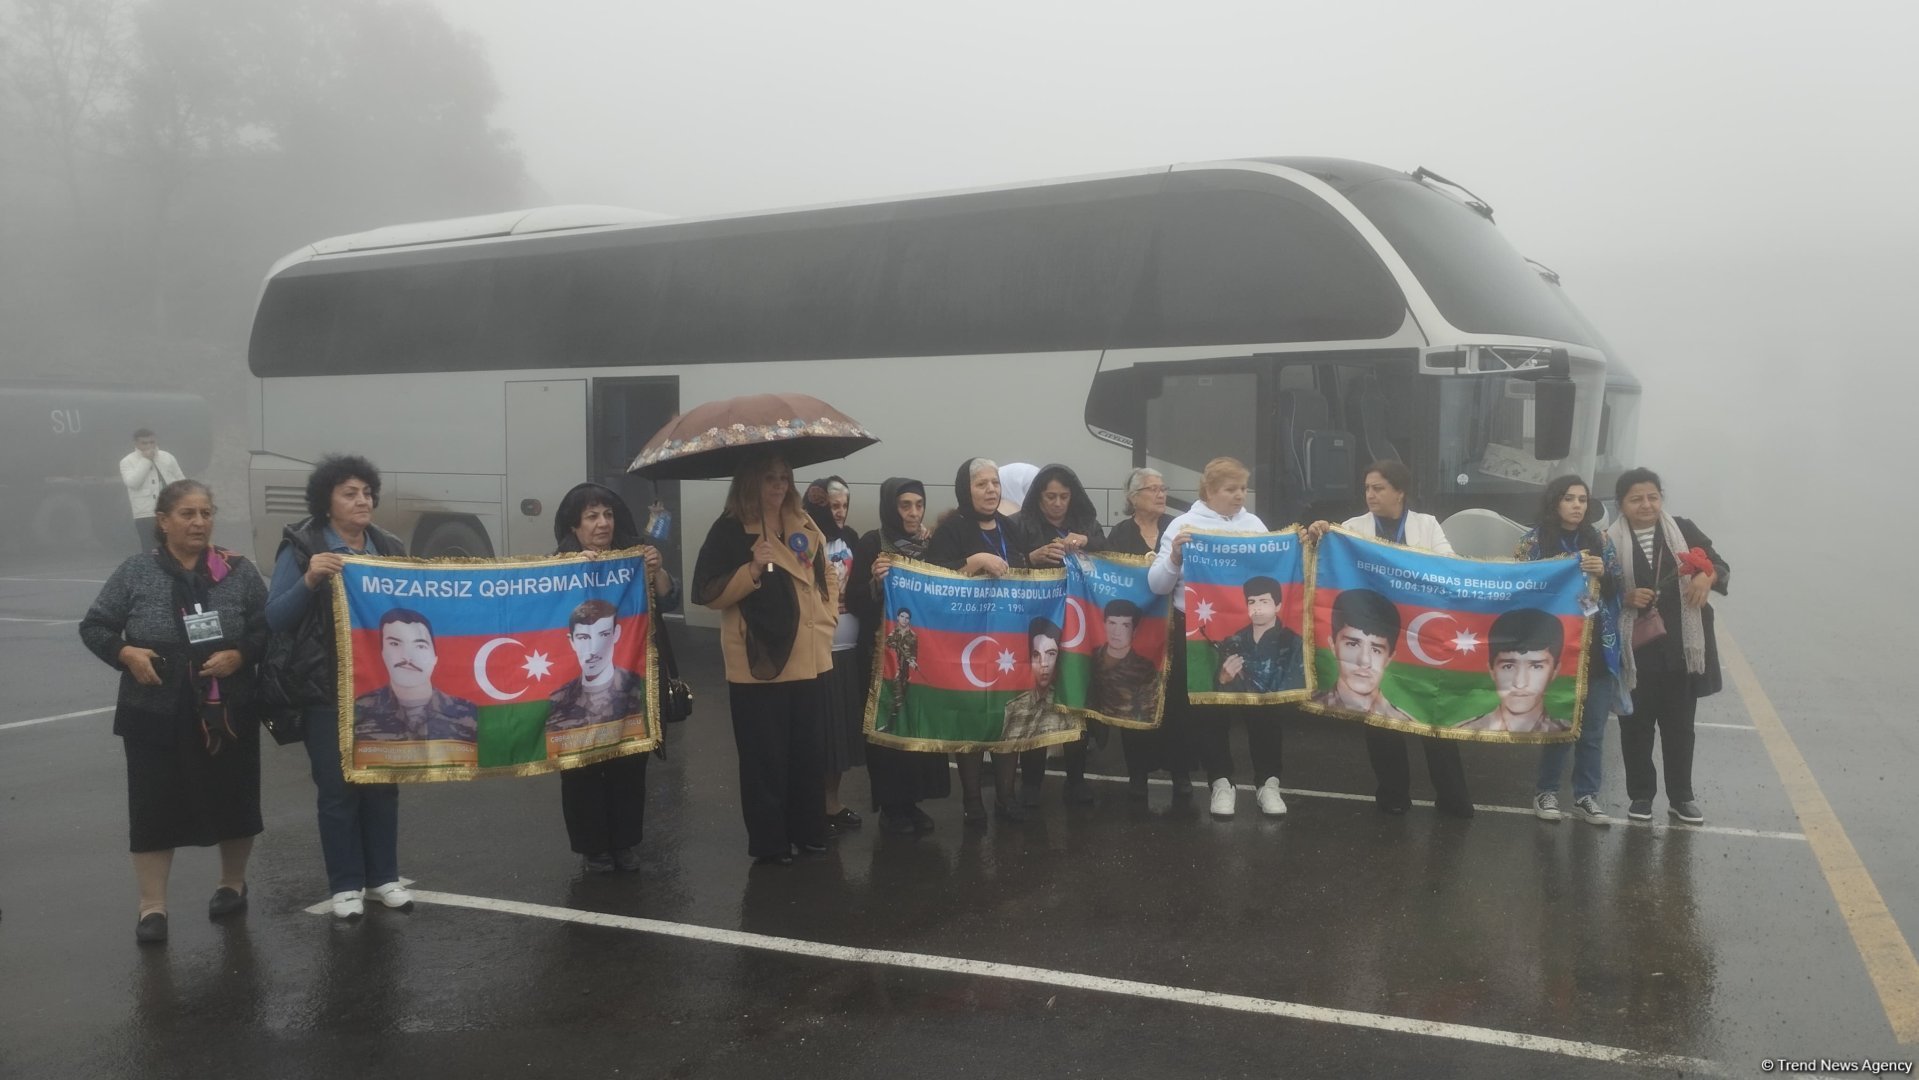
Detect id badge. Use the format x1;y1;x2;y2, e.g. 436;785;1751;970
1576;593;1600;618
183;607;224;645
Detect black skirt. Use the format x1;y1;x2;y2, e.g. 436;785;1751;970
123;710;262;852
821;648;868;775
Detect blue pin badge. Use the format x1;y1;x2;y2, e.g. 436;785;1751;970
787;532;811;558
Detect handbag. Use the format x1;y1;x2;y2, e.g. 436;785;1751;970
1630;547;1668;650
654;620;694;724
256;636;308;746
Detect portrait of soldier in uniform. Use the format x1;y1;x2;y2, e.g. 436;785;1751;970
881;608;917;731
1214;575;1304;694
1458;608;1572;733
353;608;479;742
1001;617;1072;742
1090;599;1160;723
1312;589;1413;720
548;599;647;731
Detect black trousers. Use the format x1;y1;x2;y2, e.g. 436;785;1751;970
1019;739;1088;791
1138;610;1207;780
1193;705;1287;785
1618;670;1697;803
559;752;648;855
1366;727;1470;812
728;678;830;858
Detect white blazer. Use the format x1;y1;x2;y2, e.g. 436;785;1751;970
1339;511;1454;556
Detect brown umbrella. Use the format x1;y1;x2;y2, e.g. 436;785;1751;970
628;392;880;480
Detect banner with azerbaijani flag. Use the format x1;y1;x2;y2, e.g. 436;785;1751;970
1056;552;1170;730
863;558;1080;753
332;550;658;782
1179;529;1312;704
1304;527;1589;743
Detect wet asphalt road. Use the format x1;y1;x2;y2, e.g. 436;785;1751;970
1;547;1913;1080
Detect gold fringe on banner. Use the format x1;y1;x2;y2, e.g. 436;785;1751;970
1179;526;1318;707
331;548;663;783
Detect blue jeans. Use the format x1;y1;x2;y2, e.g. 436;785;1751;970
302;704;400;894
1536;668;1615;800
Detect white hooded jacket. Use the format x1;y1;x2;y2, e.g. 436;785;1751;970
1146;500;1269;613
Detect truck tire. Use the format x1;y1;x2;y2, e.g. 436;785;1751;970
416;518;492;559
29;492;100;552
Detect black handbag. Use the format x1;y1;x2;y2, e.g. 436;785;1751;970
654;620;693;724
256;637;308;746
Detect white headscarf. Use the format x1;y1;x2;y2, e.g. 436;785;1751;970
997;462;1039;517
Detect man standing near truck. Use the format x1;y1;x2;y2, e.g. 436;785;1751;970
118;428;185;553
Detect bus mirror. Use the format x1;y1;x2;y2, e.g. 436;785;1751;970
1533;377;1575;461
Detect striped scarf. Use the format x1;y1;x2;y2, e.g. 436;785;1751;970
1606;511;1707;690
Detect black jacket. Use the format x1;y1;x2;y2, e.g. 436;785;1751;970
925;513;1028;572
268;517;406;707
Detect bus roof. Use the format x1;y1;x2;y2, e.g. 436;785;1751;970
250;159;1595;378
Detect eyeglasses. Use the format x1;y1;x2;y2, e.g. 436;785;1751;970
1136;485;1167;495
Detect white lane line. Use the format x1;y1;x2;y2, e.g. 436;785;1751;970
0;616;80;625
1041;767;1808;843
1697;722;1757;731
0;706;113;732
315;888;1726;1075
0;576;107;584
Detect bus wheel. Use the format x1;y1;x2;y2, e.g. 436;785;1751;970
416;519;492;559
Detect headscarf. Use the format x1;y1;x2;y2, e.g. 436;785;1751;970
997;462;1038;516
878;476;929;559
553;482;642;553
804;475;854;545
1016;463;1101;540
954;458;1002;523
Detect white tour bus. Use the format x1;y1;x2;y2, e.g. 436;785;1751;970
246;157;1641;626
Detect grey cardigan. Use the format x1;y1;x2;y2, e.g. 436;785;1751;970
79;550;269;745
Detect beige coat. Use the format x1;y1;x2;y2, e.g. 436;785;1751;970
702;505;840;684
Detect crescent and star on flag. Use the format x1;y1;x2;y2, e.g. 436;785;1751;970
1402;611;1480;667
959;635;1018;689
471;638;556;701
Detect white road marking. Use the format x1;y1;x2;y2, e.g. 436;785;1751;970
312;887;1727;1075
0;706;113;732
1047;767;1808;843
1696;722;1757;731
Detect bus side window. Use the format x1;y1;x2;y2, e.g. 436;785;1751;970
1145;372;1259;512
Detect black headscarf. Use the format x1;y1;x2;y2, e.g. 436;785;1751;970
1016;463;1101;540
954;458;1000;523
805;475;857;547
878;476;928;558
554;483;642;553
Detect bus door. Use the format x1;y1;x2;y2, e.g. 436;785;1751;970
1266;354;1419;526
1135;361;1265;517
589;377;682;594
506;380;589;556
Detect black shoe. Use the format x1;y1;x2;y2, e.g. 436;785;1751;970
136;913;168;944
880;810;919;835
1169;773;1193;800
826;808;863;829
995;799;1029;823
1377;800;1409;816
1019;784;1044;809
797;841;829;855
1436;801;1476;820
583;853;617;874
908;806;937;833
753;851;794;866
1627;799;1654;821
962;798;988;827
613;846;643;872
1065;781;1096;806
1668;801;1704;826
207;885;247;920
1126;775;1149;801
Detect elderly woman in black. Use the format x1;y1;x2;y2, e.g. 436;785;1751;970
851;477;954;834
1012;463;1106;806
552;482;679;873
1606;467;1730;826
926;458;1030;825
80;480;268;944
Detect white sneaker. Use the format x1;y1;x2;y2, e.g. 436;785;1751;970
1209;778;1236;817
1532;792;1562;822
370;881;414;912
330;890;365;919
1573;795;1611;826
1256;778;1288;816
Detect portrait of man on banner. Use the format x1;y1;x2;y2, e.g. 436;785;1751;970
353;608;480;743
548;598;647;732
1178;529;1311;704
1311;588;1413;721
1089;599;1162;726
1001;617;1072;742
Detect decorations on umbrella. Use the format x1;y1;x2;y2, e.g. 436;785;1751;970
629;393;879;481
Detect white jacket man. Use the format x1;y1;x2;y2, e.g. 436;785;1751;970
120;431;186;551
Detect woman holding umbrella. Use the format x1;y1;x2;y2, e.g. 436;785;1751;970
693;452;839;865
926;457;1029;826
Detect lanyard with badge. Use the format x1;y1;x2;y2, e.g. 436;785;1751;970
182;603;224;645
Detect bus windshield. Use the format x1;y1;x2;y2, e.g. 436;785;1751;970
1432;370;1602;499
